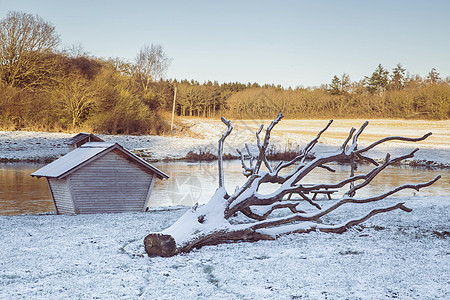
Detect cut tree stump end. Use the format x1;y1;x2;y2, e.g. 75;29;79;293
144;233;176;257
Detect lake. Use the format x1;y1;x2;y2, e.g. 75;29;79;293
0;161;447;215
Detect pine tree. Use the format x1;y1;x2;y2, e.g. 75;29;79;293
328;75;342;95
389;63;406;90
365;64;389;95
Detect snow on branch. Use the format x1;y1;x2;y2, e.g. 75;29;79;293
218;116;232;188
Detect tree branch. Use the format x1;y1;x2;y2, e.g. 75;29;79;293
254;202;411;237
247;175;439;234
254;112;283;173
312;175;440;220
218;116;232;188
301;119;334;163
240;201;306;221
236;148;253;177
356;133;432;154
317;203;412;234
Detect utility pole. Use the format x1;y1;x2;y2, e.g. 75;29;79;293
170;85;177;135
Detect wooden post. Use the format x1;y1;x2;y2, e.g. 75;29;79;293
170;86;177;135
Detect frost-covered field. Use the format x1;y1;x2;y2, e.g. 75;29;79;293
0;118;449;166
0;197;449;299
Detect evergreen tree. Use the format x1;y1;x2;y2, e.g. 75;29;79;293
365;64;389;94
328;75;341;95
389;63;406;90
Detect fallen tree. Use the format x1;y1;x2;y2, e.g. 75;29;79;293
144;113;441;257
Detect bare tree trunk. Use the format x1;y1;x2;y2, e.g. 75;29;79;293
144;114;440;257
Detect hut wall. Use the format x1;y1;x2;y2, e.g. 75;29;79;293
67;150;154;213
48;178;76;214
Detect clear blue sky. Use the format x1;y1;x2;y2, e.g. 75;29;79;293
1;0;449;87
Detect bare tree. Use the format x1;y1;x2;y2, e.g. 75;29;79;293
63;43;89;59
50;76;102;128
0;11;61;89
108;57;133;76
144;113;440;257
133;44;171;91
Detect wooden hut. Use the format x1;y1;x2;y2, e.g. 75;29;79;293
66;133;104;151
31;142;169;214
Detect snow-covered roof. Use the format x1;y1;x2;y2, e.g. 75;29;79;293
31;142;169;180
65;132;104;145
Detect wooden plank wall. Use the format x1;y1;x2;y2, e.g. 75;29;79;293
68;150;154;213
48;178;76;214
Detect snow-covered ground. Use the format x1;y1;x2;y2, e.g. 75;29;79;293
0;118;449;167
1;118;449;299
0;196;448;299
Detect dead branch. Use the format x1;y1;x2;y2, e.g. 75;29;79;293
356;133;432;154
254;112;283;173
240;201;306;221
218;116;232;188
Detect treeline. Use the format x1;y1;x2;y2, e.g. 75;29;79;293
0;12;448;136
168;80;269;117
175;64;449;120
226;67;450;119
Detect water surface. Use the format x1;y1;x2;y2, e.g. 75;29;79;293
0;161;447;215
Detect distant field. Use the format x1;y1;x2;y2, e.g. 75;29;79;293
0;119;448;165
185;118;450;148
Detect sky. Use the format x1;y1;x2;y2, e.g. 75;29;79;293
0;0;449;88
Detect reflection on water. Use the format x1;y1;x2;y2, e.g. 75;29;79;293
0;163;54;215
0;161;447;215
150;161;447;207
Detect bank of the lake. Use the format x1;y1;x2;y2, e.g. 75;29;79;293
0;119;449;167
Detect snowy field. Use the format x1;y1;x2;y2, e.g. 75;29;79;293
1;118;449;299
0;197;449;299
0;118;449;167
181;118;450;167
